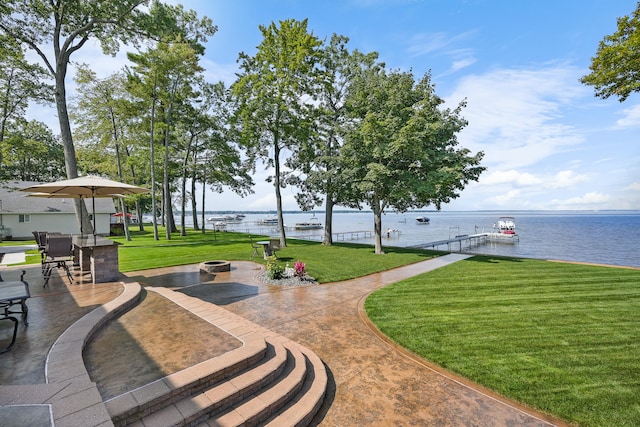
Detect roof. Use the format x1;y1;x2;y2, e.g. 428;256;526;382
0;181;116;214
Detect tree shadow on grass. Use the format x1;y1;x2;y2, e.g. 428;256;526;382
463;254;524;264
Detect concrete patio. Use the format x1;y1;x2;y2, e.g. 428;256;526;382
0;254;569;426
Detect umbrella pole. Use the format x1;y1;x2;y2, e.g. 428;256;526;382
92;192;96;236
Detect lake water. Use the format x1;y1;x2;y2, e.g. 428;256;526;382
193;210;640;268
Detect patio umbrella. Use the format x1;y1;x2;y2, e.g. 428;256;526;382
21;176;148;236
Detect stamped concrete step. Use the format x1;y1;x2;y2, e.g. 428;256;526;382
202;340;308;427
137;340;288;427
106;331;269;426
263;344;328;427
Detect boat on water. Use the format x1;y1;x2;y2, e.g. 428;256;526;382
486;216;519;243
295;216;323;230
415;216;430;224
207;214;244;223
257;215;279;225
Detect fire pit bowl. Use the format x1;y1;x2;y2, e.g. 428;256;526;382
199;260;231;274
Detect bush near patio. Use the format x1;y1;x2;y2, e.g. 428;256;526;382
365;256;640;427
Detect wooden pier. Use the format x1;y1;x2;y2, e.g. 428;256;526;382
408;233;489;251
289;230;373;242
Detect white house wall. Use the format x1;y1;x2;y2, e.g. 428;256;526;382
0;213;112;239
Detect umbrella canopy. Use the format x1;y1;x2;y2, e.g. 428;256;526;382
21;176;148;235
20;176;148;197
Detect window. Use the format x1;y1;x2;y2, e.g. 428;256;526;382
19;214;31;223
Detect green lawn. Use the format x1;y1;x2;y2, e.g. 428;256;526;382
365;256;640;427
109;228;441;282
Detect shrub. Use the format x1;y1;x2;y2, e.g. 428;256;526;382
266;256;284;280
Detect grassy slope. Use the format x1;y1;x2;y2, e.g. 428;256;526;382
365;256;640;427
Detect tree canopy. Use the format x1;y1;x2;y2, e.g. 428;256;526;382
343;68;485;254
232;18;323;246
581;2;640;102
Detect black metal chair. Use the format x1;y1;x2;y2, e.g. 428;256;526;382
32;231;48;272
250;235;261;257
42;233;74;287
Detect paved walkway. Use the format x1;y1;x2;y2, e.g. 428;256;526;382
131;254;567;426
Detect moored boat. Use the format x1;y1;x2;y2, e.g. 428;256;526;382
257;215;279;225
415;216;430;224
295;216;322;230
486;216;519;243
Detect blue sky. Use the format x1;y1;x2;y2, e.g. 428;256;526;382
30;0;640;211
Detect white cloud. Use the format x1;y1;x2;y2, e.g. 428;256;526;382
625;182;640;191
615;104;640;129
550;192;611;209
486;189;521;206
480;169;541;187
448;65;585;170
548;170;589;189
406;32;477;74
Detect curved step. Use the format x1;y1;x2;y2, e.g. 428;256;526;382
208;340;308;426
132;340;288;426
106;331;269;425
106;287;328;427
264;344;328;427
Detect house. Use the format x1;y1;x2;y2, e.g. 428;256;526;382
0;181;116;239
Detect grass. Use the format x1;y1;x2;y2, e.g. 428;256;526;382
109;228;441;282
364;256;640;427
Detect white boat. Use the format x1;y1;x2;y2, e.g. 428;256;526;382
486;216;519;243
257;216;279;225
415;216;430;224
295;216;322;230
207;214;244;223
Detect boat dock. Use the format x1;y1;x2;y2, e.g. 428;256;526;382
408;233;490;251
290;230;374;242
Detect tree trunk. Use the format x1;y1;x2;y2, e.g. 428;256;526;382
149;98;159;240
201;176;206;234
54;63;92;234
191;170;200;231
274;143;287;247
372;196;384;254
180;174;187;236
111;109;131;241
323;197;334;245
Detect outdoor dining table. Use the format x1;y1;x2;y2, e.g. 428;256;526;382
72;235;121;284
0;270;29;353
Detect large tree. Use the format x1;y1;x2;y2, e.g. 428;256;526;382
232;18;323;246
0;0;154;233
344;68;485;254
72;66;144;240
287;34;381;244
0;0;212;234
2;119;65;181
581;2;640;102
0;36;52;171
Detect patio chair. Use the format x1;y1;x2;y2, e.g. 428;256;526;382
250;235;261;257
268;238;281;258
42;233;74;287
32;231;47;271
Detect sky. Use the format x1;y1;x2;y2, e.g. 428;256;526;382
27;0;640;212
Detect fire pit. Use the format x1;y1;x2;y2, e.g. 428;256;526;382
199;260;231;274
